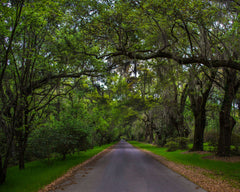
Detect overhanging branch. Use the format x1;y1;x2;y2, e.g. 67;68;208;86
105;48;240;70
26;70;101;94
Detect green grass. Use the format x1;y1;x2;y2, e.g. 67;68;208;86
0;143;116;192
129;141;240;185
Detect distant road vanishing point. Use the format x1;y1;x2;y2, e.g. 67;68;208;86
53;141;206;192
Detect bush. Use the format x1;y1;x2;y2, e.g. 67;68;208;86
27;126;56;160
165;137;189;151
176;137;189;150
28;114;91;160
53;121;90;160
165;141;179;152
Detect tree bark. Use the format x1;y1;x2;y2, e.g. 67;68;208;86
0;155;6;184
191;108;206;151
0;136;13;184
18;143;26;170
217;69;239;156
149;125;153;144
189;71;214;151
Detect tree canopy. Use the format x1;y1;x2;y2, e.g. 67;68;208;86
1;0;240;184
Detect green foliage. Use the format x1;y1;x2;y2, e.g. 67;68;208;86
53;113;90;159
165;137;189;152
28;103;91;160
1;0;240;185
27;126;55;160
176;137;189;150
165;141;178;152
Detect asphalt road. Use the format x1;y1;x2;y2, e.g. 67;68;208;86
54;141;206;192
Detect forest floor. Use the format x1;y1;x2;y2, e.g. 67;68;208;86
182;150;240;163
140;149;240;192
202;154;240;163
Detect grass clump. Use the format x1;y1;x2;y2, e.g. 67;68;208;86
0;143;115;192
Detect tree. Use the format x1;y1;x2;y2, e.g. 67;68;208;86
218;69;240;156
0;0;104;183
188;67;216;151
83;0;240;155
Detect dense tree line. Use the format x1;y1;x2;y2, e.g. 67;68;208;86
1;0;240;184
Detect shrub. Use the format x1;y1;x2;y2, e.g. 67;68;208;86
176;137;189;150
165;137;189;151
28;114;91;160
165;141;179;152
27;126;56;160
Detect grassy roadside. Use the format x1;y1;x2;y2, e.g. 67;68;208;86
0;143;116;192
129;141;240;187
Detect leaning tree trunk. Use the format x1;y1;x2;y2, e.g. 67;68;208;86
217;69;239;156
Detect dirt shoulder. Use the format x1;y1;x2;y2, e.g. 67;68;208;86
140;149;240;192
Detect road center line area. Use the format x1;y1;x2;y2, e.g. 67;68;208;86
52;141;206;192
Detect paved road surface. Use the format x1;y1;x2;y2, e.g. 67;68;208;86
54;141;206;192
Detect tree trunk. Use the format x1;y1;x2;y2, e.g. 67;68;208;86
17;130;29;170
16;109;30;170
62;153;66;160
189;73;214;151
189;90;211;151
0;155;6;184
170;114;189;138
149;126;153;144
192;109;206;151
217;69;238;156
18;146;25;169
0;137;13;184
218;111;235;156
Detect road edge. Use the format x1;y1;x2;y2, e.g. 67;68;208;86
130;142;240;192
38;143;117;192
